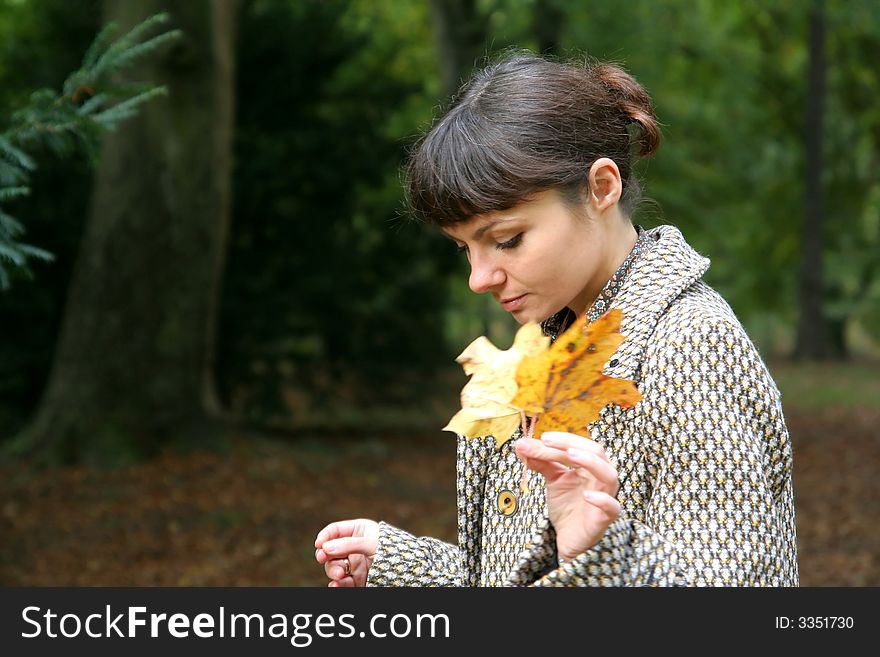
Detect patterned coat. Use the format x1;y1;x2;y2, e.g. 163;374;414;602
367;225;799;587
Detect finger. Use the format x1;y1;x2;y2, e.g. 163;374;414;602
515;439;569;476
516;437;571;465
316;547;351;567
520;454;569;479
583;490;622;521
320;536;374;558
541;431;608;461
518;437;599;474
324;558;353;581
315;520;360;548
329;577;355;588
567;448;619;489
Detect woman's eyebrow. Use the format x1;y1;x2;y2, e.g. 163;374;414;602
443;218;517;243
472;221;501;241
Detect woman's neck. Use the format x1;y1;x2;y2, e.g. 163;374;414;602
568;220;638;318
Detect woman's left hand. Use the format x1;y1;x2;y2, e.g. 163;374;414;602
515;430;621;563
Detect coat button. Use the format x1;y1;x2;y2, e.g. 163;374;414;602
497;489;517;516
609;358;619;367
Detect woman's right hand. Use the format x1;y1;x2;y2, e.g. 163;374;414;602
314;519;379;587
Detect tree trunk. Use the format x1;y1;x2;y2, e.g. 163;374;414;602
18;0;238;463
428;0;490;333
533;0;565;55
428;0;487;98
795;0;833;359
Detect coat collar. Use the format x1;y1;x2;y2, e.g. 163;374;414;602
603;225;710;382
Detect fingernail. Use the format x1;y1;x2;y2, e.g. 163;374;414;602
583;490;600;503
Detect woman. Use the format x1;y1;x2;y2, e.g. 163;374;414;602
314;52;799;586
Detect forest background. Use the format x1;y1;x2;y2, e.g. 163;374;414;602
1;0;878;586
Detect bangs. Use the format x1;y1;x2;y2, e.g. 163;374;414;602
404;107;547;227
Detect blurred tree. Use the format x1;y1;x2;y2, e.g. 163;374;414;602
796;0;831;359
532;0;564;55
428;0;487;97
0;0;101;437
822;1;880;355
218;0;460;426
14;0;238;463
1;13;178;286
0;2;179;441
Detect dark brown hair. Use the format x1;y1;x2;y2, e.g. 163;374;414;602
404;51;660;226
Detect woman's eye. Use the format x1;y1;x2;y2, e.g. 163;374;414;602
496;233;523;250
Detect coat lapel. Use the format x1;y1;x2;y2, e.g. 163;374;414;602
603;225;710;384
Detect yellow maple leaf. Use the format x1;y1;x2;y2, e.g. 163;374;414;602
511;309;642;438
444;322;549;448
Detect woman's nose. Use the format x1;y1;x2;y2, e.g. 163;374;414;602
468;254;505;294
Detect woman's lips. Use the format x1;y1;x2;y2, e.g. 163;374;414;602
500;294;527;312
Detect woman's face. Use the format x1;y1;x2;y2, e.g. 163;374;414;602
443;189;624;325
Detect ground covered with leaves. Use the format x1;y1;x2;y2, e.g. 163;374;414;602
1;407;877;586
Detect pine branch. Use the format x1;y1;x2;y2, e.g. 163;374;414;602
0;136;37;170
0;186;29;203
91;86;169;130
0;209;26;239
0;12;181;290
0;208;51;288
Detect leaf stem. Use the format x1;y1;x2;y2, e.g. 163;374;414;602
519;412;539;495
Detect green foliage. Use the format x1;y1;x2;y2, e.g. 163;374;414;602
219;0;459;423
0;0;98;437
549;0;880;355
0;1;180;438
3;0;879;438
0;10;180;289
822;2;880;344
0;135;52;288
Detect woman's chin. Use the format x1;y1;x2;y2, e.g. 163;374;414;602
511;309;545;325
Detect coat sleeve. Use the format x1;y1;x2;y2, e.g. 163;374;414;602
505;316;799;587
366;522;463;586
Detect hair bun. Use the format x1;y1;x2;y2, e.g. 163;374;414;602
590;63;660;158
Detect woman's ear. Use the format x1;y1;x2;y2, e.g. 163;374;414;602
587;157;623;212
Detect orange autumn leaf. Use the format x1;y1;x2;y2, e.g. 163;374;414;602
444;322;549;448
511;308;642;438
